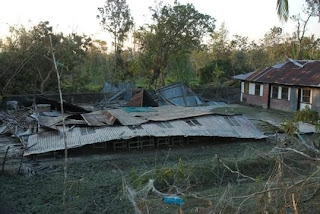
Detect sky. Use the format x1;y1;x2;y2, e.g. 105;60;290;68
0;0;319;46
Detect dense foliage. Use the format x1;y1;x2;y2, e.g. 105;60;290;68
0;1;319;94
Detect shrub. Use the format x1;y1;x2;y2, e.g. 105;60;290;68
280;119;297;136
293;106;320;125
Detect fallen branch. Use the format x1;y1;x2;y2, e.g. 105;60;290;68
274;147;320;162
215;154;257;182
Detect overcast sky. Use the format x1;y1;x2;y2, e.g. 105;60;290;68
1;0;319;45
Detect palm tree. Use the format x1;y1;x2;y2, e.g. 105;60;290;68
277;0;289;21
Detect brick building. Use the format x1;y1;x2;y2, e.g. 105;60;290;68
234;59;320;112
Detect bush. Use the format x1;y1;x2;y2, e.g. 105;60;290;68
280;119;297;136
293;107;320;125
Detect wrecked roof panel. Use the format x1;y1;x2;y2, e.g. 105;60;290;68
36;96;89;113
25;114;265;156
107;109;148;125
169;96;201;107
146;106;213;122
37;114;72;128
108;89;132;102
156;83;203;107
107;106;215;126
126;90;158;107
81;111;117;126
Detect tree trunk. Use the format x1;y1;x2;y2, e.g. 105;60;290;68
40;68;54;94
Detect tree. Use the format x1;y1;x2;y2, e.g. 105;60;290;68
210;23;231;60
166;53;197;86
291;1;318;59
135;1;215;87
0;22;91;94
199;60;232;84
0;22;54;94
98;0;134;77
261;27;286;64
277;0;320;21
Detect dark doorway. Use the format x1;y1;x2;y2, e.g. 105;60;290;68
297;88;301;111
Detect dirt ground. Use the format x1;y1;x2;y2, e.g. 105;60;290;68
1;104;319;214
0;140;274;214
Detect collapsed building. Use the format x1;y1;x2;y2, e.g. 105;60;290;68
25;106;265;156
0;83;265;158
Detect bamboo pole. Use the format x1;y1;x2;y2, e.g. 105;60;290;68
49;35;68;208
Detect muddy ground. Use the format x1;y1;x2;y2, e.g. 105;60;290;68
1;105;319;214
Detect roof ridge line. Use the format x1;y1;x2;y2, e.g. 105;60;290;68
287;58;304;68
252;67;272;82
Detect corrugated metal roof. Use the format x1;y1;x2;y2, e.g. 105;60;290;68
107;106;216;126
82;106;216;127
157;83;204;107
242;59;320;87
233;71;255;80
81;111;117;126
25;115;265;156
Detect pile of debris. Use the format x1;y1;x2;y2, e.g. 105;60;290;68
0;82;268;168
96;82;208;109
0;91;265;160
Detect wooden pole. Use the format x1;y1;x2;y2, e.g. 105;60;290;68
1;146;10;174
49;35;68;208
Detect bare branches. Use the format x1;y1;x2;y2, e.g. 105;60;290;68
2;45;41;93
215;154;257;182
274;147;320;161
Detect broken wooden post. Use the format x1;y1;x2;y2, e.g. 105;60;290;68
1;146;10;174
17;148;25;174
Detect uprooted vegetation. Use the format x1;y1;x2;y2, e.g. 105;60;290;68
1;136;320;213
123;141;320;214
